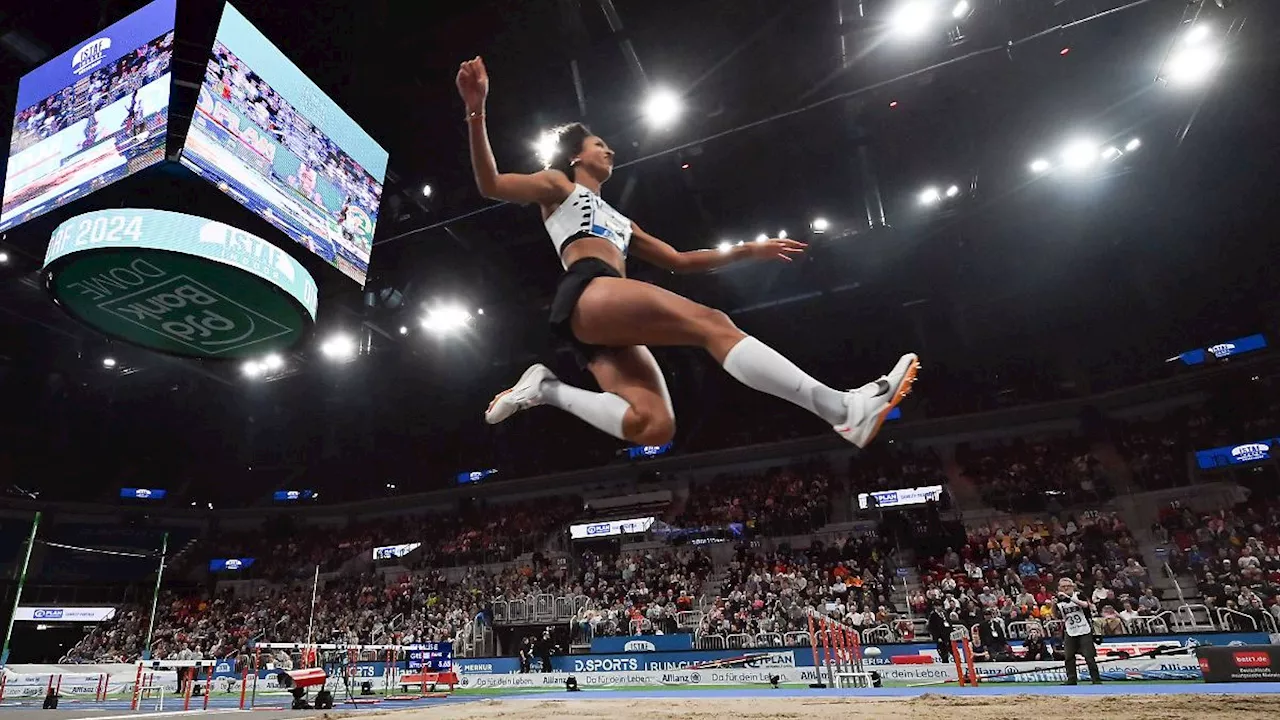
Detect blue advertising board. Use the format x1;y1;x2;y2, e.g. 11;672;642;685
209;558;255;572
1177;333;1267;365
446;632;1268;676
590;634;693;653
1195;439;1278;469
120;487;166;500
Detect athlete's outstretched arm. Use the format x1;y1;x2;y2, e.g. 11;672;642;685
457;56;572;206
630;222;807;274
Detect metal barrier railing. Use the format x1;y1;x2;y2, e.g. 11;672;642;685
861;625;895;645
1006;620;1042;639
1043;619;1064;638
1176;603;1215;631
493;601;509;623
755;632;783;647
725;633;752;649
554;596;573;621
697;634;726;650
1217;607;1258;631
783;631;810;647
535;594;555;622
676;611;702;630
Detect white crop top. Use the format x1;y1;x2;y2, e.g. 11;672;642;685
544;184;632;267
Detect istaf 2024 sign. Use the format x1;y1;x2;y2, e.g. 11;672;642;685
44;208;317;359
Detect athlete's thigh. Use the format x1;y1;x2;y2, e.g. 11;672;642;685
587;345;673;420
570;276;731;349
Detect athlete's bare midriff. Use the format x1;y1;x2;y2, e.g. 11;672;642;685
542;201;627;277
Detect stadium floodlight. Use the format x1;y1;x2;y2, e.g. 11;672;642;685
421;184;433;198
1101;146;1121;161
918;187;942;205
945;185;960;198
399;326;409;336
756;233;769;243
1184;23;1211;46
534;130;560;166
778;230;788;239
952;0;971;20
891;1;935;39
421;305;473;335
242;360;264;378
717;241;733;254
0;251;9;264
262;353;284;371
1125;138;1142;152
1029;158;1052;174
320;333;356;361
642;87;682;130
1060;138;1100;171
811;217;830;234
101;357;117;369
1164;44;1220;87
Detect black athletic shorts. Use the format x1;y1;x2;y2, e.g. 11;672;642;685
549;257;621;368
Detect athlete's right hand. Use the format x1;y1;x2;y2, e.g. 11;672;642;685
456;56;489;113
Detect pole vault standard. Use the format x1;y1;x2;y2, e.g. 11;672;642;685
0;511;40;667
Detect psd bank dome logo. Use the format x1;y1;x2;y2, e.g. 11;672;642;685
72;38;112;75
224;559;242;570
1209;343;1236;358
623;640;657;652
1231;443;1270;463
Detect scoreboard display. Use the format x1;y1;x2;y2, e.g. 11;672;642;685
406;642;452;672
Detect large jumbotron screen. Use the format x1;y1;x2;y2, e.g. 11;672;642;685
179;2;388;286
1;0;174;232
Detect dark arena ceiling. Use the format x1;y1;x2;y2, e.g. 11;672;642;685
0;0;1277;506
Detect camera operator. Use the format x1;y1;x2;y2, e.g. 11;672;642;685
1054;578;1101;685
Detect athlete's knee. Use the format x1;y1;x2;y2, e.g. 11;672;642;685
690;304;737;340
630;407;676;447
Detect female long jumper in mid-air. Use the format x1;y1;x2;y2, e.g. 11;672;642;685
456;56;918;449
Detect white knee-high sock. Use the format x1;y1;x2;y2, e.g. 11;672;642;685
721;336;848;425
540;379;631;440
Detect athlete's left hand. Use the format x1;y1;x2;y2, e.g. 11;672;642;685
747;237;807;262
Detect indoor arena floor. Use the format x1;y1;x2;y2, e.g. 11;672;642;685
4;683;1280;720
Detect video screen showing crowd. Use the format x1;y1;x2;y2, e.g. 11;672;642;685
2;31;173;230
184;40;380;283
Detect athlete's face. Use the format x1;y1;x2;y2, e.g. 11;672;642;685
574;135;615;180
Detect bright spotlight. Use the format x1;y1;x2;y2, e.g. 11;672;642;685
642;87;682;130
945;185;960;198
399;326;409;336
1125;138;1142;152
918;187;942;205
534;130;560;166
1101;146;1121;161
102;357;117;369
778;230;788;239
755;234;769;243
1165;45;1220;86
242;360;264;378
263;353;284;371
1060;139;1099;171
811;218;830;233
320;334;356;360
1184;24;1211;46
421;305;473;335
717;241;733;254
0;251;9;264
1029;158;1051;174
421;184;433;198
951;0;971;20
891;1;935;39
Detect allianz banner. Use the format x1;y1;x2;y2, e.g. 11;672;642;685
590;635;693;653
1196;645;1280;682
